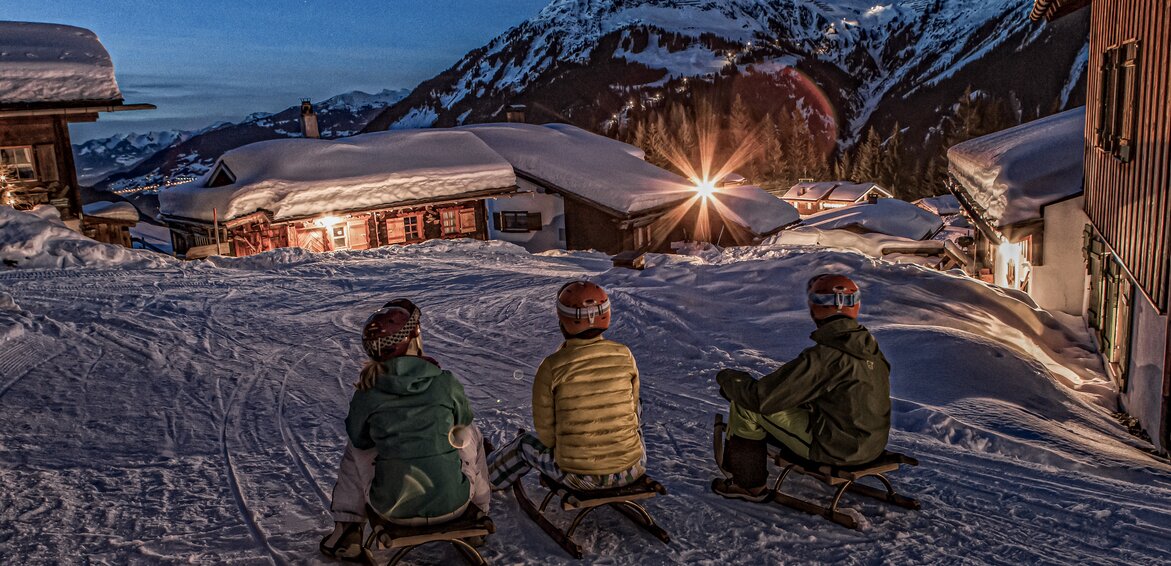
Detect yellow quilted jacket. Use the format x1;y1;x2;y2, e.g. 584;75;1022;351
532;336;643;475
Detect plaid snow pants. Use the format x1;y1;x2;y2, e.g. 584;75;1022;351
487;432;646;491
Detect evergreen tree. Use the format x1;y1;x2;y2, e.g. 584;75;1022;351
851;127;883;184
879;123;905;197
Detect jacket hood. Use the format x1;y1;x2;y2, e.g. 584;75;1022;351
375;356;443;396
810;317;883;361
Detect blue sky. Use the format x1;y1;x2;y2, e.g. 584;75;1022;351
1;0;550;141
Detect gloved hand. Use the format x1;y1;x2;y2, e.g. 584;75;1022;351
716;368;751;402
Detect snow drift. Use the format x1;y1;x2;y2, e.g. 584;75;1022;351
0;206;173;269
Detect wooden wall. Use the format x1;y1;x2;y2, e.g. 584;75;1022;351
1083;0;1171;311
0;115;83;221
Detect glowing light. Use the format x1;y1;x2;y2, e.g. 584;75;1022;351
316;215;343;228
694;179;717;198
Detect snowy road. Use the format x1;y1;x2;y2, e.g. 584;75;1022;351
1;240;1169;564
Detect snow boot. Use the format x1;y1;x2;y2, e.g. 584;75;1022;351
716;434;769;500
319;521;365;561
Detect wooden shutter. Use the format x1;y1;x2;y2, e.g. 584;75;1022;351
34;144;56;182
459;208;477;233
386;217;406;244
1117;40;1140;163
526;212;543;231
492;212;502;230
347;220;369;249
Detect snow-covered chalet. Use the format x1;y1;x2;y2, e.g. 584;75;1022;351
1023;0;1170;454
0;21;154;244
160;122;800;258
780;181;893;216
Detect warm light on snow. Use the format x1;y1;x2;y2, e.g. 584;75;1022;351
316;215;344;228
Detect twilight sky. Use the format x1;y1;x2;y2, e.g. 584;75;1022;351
1;0;550;142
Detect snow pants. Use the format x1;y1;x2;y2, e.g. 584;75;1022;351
329;423;492;524
727;401;813;459
486;432;646;491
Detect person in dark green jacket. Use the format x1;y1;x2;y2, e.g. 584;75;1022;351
320;299;491;560
712;274;891;501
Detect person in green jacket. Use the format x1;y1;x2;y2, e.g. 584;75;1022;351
712;274;891;501
320;299;491;560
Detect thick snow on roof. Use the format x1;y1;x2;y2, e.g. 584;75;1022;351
82;201;139;223
948;107;1085;228
0;22;122;105
543;123;646;159
709;186;799;235
159;129;517;222
0;205;171;269
782;181;887;203
803;198;944;240
915;194;962;216
461;123;695;214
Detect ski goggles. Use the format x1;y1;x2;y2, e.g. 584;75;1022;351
556;299;610;321
807;289;861;308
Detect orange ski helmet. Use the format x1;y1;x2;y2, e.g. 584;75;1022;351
556;281;611;335
362;300;421;361
807;274;861;320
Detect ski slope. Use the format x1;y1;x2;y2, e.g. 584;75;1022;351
1;237;1169;564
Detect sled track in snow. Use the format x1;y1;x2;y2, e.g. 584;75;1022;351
0;335;55;400
277;351;332;510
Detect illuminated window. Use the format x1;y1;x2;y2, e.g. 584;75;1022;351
331;224;347;249
0;147;36;181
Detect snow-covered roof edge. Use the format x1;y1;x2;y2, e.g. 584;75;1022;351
0;21;123;106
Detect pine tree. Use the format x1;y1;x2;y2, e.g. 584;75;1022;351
879;123;905;197
851;127;883;184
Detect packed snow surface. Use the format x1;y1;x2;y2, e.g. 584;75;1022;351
158;129;517;222
0;21;121;104
1;235;1168;563
462;123;696;214
948;107;1085;227
803;199;944;240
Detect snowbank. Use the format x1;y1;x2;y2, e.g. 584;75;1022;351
82;201;139;223
948;107;1085;227
0;206;173;269
0;22;121;104
462;123;696;214
765;225;952;265
159;129;517;222
709;186;799;235
803;198;943;240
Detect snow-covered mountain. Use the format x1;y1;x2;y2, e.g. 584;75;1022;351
87;88;409;193
366;0;1088;150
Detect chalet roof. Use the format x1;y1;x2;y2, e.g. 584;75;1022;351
1030;0;1093;21
0;22;122;107
709;186;800;236
802;199;944;241
460;123;695;215
781;181;889;203
159;129;517;223
948;107;1084;228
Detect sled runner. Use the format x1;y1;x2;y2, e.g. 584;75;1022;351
713;414;920;530
361;503;495;566
512;472;671;559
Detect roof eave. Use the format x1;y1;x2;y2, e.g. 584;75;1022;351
1030;0;1093;22
0;102;156;119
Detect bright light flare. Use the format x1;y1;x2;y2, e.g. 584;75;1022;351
694;179;717;198
316;215;343;228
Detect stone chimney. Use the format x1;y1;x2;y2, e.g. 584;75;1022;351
505;104;527;123
300;99;320;138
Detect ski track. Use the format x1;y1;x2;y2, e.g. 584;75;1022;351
1;246;1170;564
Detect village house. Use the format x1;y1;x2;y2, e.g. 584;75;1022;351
158;129;518;258
0;21;154;246
947;107;1088;313
1030;0;1170;453
780;180;893;215
463;122;799;255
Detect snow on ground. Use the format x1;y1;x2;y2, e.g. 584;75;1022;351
803;199;944;240
0;205;174;270
1;238;1169;564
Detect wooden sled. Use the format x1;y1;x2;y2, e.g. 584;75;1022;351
512;473;671;559
362;503;495;566
714;413;920;529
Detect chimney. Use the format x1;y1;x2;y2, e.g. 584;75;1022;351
300;98;320;138
506;104;527;123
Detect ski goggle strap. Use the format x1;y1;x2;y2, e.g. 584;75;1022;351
807;289;861;310
556;299;610;323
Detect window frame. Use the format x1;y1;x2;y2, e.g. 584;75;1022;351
0;146;38;181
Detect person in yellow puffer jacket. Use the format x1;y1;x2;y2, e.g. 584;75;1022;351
487;281;646;491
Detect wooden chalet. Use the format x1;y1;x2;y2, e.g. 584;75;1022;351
781;181;892;215
0;22;153;244
159;130;518;259
1032;0;1171;453
462;123;800;255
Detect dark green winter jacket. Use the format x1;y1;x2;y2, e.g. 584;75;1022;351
346;356;472;520
717;317;891;466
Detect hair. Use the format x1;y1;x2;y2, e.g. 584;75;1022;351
354;334;424;391
560;322;605;340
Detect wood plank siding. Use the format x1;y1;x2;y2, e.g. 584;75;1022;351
1083;0;1171;311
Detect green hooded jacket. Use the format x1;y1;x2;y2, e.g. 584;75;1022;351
718;317;891;466
345;356;472;520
